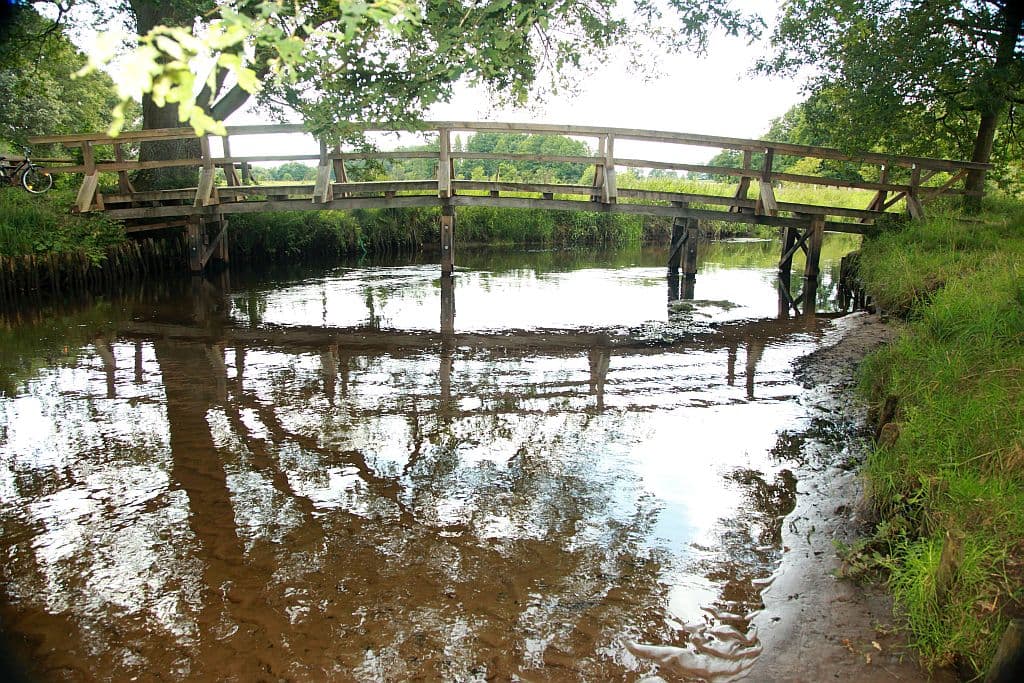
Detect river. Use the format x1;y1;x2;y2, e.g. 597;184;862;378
0;235;860;681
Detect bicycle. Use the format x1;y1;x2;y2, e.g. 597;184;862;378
0;147;53;194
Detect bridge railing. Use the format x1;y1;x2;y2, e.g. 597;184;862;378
29;122;987;224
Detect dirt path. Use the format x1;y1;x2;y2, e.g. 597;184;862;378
740;313;956;683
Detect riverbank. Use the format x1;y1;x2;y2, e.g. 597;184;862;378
852;198;1024;678
744;312;955;682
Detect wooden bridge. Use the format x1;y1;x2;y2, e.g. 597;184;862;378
29;122;985;313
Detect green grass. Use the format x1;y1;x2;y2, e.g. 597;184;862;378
857;195;1024;675
0;186;125;261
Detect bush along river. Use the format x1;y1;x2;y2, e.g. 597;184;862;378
0;235;937;681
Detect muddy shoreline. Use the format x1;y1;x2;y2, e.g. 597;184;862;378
742;313;954;682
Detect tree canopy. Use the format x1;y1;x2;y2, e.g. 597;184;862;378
26;0;761;137
758;0;1023;199
0;5;131;150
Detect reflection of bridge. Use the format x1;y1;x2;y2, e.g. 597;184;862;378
96;273;833;412
30;122;984;313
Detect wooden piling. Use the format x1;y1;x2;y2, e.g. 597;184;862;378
668;217;685;273
682;219;700;281
802;215;825;315
186;216;204;272
440;204;455;275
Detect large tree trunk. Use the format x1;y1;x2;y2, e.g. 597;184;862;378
964;3;1023;213
129;0;253;190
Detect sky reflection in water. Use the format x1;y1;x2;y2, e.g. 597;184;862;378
0;238;857;680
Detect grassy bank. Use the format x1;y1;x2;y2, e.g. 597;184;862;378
855;197;1024;676
227;205;649;262
0;187;124;260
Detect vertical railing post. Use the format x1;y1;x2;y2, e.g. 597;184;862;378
194;134;217;207
332;145;349;197
113;142;134;194
438;127;452;199
591;135;606;202
907;163;924;219
313;138;333;203
220;135;241;186
75;140;100;212
602;133;617;203
756;147;778;216
730;149;753;213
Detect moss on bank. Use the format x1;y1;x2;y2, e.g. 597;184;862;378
856;197;1024;676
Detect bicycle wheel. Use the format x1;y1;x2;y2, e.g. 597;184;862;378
21;165;53;194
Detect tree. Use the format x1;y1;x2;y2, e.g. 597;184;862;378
0;6;130;150
11;0;761;189
31;1;760;128
759;0;1024;208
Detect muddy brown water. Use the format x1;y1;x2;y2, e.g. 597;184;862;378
1;239;864;681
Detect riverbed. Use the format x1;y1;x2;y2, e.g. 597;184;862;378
0;237;899;681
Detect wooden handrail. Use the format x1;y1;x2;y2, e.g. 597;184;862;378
28;120;988;172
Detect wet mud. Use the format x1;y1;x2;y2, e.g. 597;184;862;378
744;313;955;683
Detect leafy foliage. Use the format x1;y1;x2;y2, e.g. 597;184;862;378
0;6;133;149
55;0;762;136
758;1;1023;176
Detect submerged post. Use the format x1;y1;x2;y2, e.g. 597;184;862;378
802;215;825;315
668;215;685;273
440;273;455;335
440;204;456;275
682;218;700;299
186;216;204;272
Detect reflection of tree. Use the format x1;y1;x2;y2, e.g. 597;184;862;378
142;340;678;679
661;466;797;676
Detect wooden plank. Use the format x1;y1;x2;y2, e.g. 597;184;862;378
194;167;216;207
454;181;595;196
438;127;451;198
313;164;333;203
103;189;198;203
455;152;603;165
775;201;887;221
123;220;190;233
767;171;910;193
618;188;746;208
757;181;779;216
75;173;100;212
615;158;751;178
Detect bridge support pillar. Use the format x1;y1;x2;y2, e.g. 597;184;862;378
440;204;455;275
682;220;699;296
668;217;699;299
186;216;205;273
801;215;825;314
